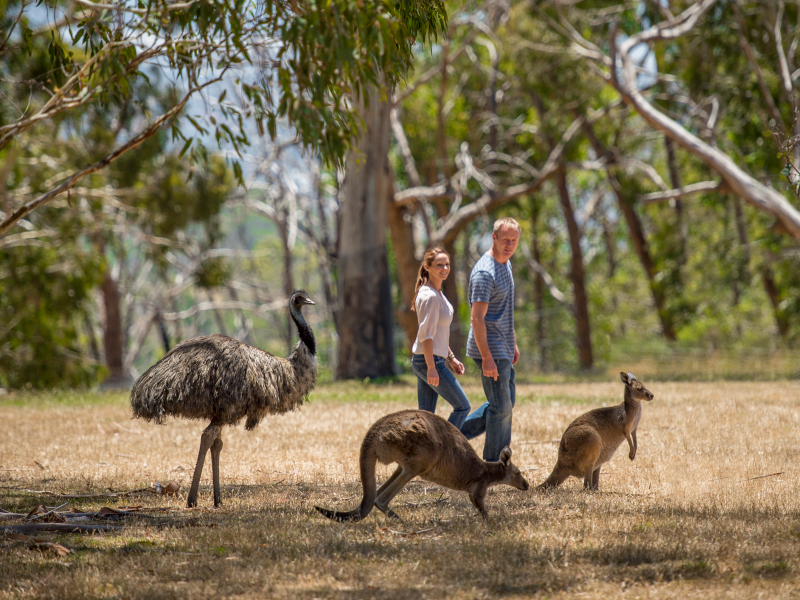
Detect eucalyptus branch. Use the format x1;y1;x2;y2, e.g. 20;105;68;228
0;74;224;237
390;107;422;187
0;44;161;149
73;0;199;15
773;0;794;97
639;181;723;204
527;258;572;308
394;182;450;208
609;0;800;237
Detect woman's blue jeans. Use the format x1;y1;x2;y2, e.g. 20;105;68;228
460;358;516;461
411;354;471;429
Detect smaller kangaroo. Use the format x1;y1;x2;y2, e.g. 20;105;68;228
315;409;529;522
538;372;654;491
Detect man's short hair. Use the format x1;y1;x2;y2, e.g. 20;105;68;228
493;217;521;234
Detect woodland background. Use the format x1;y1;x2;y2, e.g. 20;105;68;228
2;0;800;389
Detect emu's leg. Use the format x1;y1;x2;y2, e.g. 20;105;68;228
211;433;224;508
188;424;221;508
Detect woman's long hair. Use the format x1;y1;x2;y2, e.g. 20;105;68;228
411;247;448;311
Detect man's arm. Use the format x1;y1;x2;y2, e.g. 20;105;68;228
471;301;499;380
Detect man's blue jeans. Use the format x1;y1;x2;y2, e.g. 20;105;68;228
411;354;471;429
460;358;516;461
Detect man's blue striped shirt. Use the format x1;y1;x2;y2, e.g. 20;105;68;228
466;252;515;361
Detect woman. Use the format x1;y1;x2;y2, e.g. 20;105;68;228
411;247;471;428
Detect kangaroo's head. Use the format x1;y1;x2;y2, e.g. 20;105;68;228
620;371;654;401
498;447;530;490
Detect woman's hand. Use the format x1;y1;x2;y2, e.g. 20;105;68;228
448;356;465;375
427;368;440;387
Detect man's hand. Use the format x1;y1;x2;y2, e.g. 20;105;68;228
427;368;440;387
513;344;520;365
482;356;499;381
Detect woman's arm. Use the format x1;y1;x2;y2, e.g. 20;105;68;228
421;338;439;387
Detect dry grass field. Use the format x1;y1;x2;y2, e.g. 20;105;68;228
1;377;799;599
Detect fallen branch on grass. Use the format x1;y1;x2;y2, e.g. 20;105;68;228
0;504;201;535
747;471;783;481
1;523;122;534
0;486;155;499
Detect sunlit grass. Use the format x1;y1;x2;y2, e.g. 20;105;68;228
1;378;799;598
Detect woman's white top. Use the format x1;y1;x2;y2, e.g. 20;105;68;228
412;284;454;358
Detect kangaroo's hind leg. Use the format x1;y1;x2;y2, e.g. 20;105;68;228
585;467;601;490
374;466;404;519
374;465;419;516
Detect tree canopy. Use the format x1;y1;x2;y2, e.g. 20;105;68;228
0;0;447;235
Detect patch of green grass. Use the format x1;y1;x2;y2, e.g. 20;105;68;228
0;389;128;408
745;560;791;578
676;559;716;579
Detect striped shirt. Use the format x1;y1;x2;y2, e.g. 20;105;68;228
466;252;515;361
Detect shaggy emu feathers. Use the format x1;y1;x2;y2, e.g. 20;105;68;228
130;334;316;430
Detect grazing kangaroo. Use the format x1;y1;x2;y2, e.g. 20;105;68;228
315;409;529;522
538;372;654;491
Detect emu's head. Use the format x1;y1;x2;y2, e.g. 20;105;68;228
620;371;654;401
498;447;530;491
290;290;315;309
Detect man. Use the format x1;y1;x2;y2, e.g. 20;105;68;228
460;217;521;461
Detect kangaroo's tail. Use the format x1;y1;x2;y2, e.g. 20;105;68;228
536;465;569;490
315;433;378;523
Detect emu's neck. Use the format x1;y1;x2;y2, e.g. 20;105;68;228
289;305;316;356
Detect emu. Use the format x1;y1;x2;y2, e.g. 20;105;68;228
538;372;654;491
131;290;316;508
315;409;529;522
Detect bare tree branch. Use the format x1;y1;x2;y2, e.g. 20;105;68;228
608;0;800;237
639;180;723;204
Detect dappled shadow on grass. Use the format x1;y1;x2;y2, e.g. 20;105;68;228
2;480;798;598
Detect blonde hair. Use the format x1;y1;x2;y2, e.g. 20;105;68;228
411;247;449;311
493;217;521;234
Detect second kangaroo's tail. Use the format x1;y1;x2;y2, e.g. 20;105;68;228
315;434;378;523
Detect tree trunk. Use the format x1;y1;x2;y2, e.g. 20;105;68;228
530;198;548;371
153;309;171;353
555;165;593;370
335;87;396;379
387;187;419;351
101;273;131;388
584;123;677;341
730;195;751;309
599;208;624;337
442;239;466;359
760;265;790;339
278;216;295;354
664;136;688;269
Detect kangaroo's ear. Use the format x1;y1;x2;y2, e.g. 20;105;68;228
499;447;512;465
620;371;629;384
